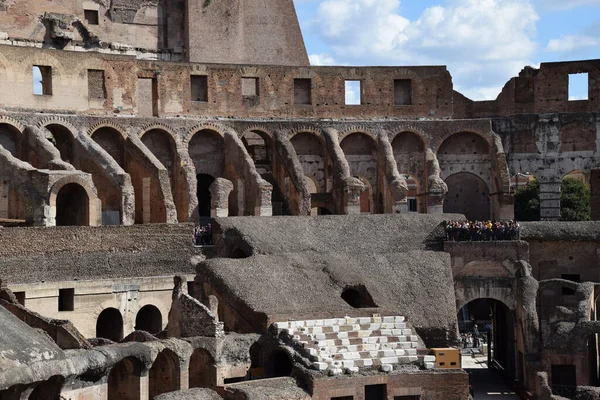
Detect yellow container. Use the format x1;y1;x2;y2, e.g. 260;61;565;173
431;348;460;369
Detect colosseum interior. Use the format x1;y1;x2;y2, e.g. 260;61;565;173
0;0;600;399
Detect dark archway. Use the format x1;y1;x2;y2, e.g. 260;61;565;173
28;375;64;400
46;124;74;163
457;298;516;378
149;349;180;398
341;286;378;309
266;350;293;378
56;183;89;226
135;305;162;334
189;348;215;389
96;308;123;342
108;357;142;400
197;174;215;218
444;172;490;220
91;127;125;167
0;123;21;159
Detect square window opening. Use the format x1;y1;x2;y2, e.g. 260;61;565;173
394;79;412;105
242;77;259;97
345;80;361;105
14;291;25;306
365;384;387;400
568;73;589;101
84;9;99;25
191;75;208;102
88;69;106;100
561;274;580;295
394;397;420;400
59;288;75;312
33;66;53;96
294;78;312;105
331;397;353;400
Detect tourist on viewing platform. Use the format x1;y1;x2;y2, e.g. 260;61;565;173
193;223;213;246
445;220;520;241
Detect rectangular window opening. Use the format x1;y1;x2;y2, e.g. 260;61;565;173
242;77;259;97
191;75;208;102
561;274;580;296
551;364;576;398
14;291;25;306
568;73;589;101
88;69;106;100
84;9;99;25
345;80;361;105
365;384;387;400
408;198;417;212
331;397;353;400
33;66;52;96
294;78;312;105
58;288;75;311
394;79;412;105
394;397;420;400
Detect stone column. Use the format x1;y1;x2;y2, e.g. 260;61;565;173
343;177;365;214
427;190;444;214
209;178;234;218
539;180;561;221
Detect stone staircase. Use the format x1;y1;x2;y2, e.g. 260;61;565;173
273;316;436;375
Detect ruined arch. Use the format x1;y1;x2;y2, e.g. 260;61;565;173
196;174;215;218
189;348;215;389
188;129;224;179
28;375;64;400
443;172;490;220
49;176;100;227
341;132;378;211
356;176;373;214
108;357;143;400
91;126;125;167
290;131;327;193
141;128;177;177
0;122;23;159
241;130;272;168
135;305;162;334
45;123;75;164
149;349;180;398
266;349;293;378
96;307;123;342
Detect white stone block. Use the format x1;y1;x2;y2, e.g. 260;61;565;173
395;316;405;323
425;362;435;369
358;317;371;325
345;317;357;325
314;319;324;327
332;325;340;333
329;368;343;376
313;362;328;371
352;324;361;331
369;350;379;357
346;366;360;373
381;350;395;357
369;323;381;330
308;348;318;356
412;342;418;348
400;343;412;349
409;356;418;362
402;329;412;335
367;337;378;344
372;316;382;323
380;356;399;364
406;349;417;356
306;320;316;327
337;332;348;339
410;335;418;342
343;352;361;360
383;316;395;323
424;355;436;362
392;329;403;336
342;360;355;368
341;339;350;346
315;333;326;340
381;323;395;330
324;319;336;326
395;349;406;356
274;322;288;329
347;345;358;352
378;337;388;343
311;327;323;334
380;364;393;372
380;329;392;335
395;323;407;329
398;336;408;342
358;330;371;338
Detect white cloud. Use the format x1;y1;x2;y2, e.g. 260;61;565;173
309;0;539;100
309;53;337;65
547;34;600;53
536;0;600;11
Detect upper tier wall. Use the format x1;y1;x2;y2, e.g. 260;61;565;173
0;45;454;119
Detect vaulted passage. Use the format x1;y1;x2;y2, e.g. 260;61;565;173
196;174;215;218
0;123;21;159
341;133;378;213
91;127;125;167
96;307;123;342
108;357;142;400
46;124;74;163
149;350;180;398
56;183;89;226
135;305;162;334
189;348;215;389
267;350;293;378
444;172;490;220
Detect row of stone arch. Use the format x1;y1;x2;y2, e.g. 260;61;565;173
96;305;164;342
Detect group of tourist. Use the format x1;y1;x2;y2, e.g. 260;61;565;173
445;220;520;242
193;223;212;246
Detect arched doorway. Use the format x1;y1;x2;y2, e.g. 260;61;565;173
96;308;123;342
149;349;180;398
457;298;516;377
290;132;327;193
91;127;125;167
55;183;89;226
108;357;143;400
29;375;63;400
444;173;490;220
266;350;293;378
135;305;162;334
341;133;378;212
0;123;21;159
46;124;74;164
189;348;215;389
189;129;224;181
242;131;271;170
197;174;215;219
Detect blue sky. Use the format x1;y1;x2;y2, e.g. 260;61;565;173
293;0;600;100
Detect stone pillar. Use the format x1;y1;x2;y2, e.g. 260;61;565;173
343;177;365;214
140;373;149;400
591;169;600;220
394;199;409;214
539;180;561;221
209;178;234;218
427;190;444;214
254;181;273;217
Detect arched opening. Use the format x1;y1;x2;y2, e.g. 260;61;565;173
135;305;162;334
290;132;328;194
0;123;21;159
392;133;425;206
189;129;224;180
55;183;89;226
242;131;271;171
402;174;420;213
149;349;180;398
341;133;378;212
96;308;123;342
266;350;293;378
91;127;125;167
444;173;490;220
46;124;74;163
196;174;215;219
341;285;378;309
457;298;516;378
261;174;289;216
189;348;215;389
231;248;250;259
305;175;319;216
108;357;143;400
29;376;64;400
